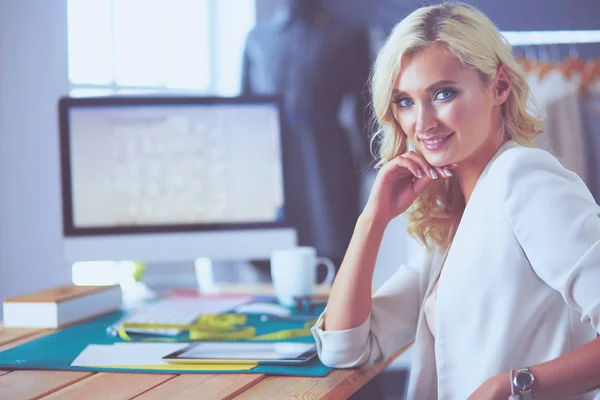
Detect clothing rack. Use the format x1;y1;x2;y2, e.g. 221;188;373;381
506;30;600;64
502;31;600;89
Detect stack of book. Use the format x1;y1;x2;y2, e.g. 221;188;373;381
3;284;122;328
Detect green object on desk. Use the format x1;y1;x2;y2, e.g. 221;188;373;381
0;306;332;376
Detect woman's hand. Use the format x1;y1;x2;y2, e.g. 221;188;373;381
468;373;511;400
362;151;456;225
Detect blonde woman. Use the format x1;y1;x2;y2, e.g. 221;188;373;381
310;3;600;399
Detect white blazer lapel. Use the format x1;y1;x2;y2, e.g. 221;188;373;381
423;247;449;301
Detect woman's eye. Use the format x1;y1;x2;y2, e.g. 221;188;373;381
435;90;456;101
396;98;413;108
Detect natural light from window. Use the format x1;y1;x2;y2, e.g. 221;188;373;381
67;0;255;96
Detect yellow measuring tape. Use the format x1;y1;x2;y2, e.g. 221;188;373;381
118;313;318;342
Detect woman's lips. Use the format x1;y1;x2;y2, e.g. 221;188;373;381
421;133;454;151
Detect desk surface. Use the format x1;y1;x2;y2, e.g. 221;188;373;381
0;284;409;400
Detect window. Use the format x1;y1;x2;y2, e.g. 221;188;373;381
67;0;256;96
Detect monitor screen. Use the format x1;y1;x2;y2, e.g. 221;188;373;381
60;96;288;236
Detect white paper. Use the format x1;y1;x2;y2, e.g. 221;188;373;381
71;343;187;366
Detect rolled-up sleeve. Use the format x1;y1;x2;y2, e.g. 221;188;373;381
503;148;600;333
311;251;427;368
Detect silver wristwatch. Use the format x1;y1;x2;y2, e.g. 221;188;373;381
513;368;535;400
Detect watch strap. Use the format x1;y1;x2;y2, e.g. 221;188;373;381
519;391;534;400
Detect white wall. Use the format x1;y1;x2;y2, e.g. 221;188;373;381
0;0;71;313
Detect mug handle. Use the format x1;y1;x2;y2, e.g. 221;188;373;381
316;257;336;288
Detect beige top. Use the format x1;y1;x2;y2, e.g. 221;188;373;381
423;278;439;338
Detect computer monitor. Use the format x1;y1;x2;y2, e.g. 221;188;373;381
58;95;297;266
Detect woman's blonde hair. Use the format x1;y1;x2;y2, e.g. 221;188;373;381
370;2;544;251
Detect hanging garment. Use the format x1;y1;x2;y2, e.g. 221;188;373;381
528;70;590;186
241;11;372;262
582;84;600;201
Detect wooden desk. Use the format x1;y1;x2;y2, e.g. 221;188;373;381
0;285;409;399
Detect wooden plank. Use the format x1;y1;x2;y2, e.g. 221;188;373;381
0;370;93;400
40;372;176;400
233;343;412;400
0;326;45;346
132;374;267;400
0;371;9;377
230;368;377;400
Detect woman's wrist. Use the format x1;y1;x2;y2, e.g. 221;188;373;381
357;211;389;233
493;372;513;398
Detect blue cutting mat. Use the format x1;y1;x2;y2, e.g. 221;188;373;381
0;305;332;376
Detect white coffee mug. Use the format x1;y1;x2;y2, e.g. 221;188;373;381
270;246;336;306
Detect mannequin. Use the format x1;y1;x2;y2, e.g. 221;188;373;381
242;0;372;266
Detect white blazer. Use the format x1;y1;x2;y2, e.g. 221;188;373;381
311;140;600;399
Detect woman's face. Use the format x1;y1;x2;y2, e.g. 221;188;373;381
392;45;505;167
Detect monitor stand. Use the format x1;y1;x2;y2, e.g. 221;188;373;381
194;258;270;293
140;259;268;294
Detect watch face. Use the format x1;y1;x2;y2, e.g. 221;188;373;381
515;371;534;390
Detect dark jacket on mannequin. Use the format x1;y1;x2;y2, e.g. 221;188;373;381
242;0;372;264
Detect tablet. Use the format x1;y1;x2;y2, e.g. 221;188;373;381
163;342;318;365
